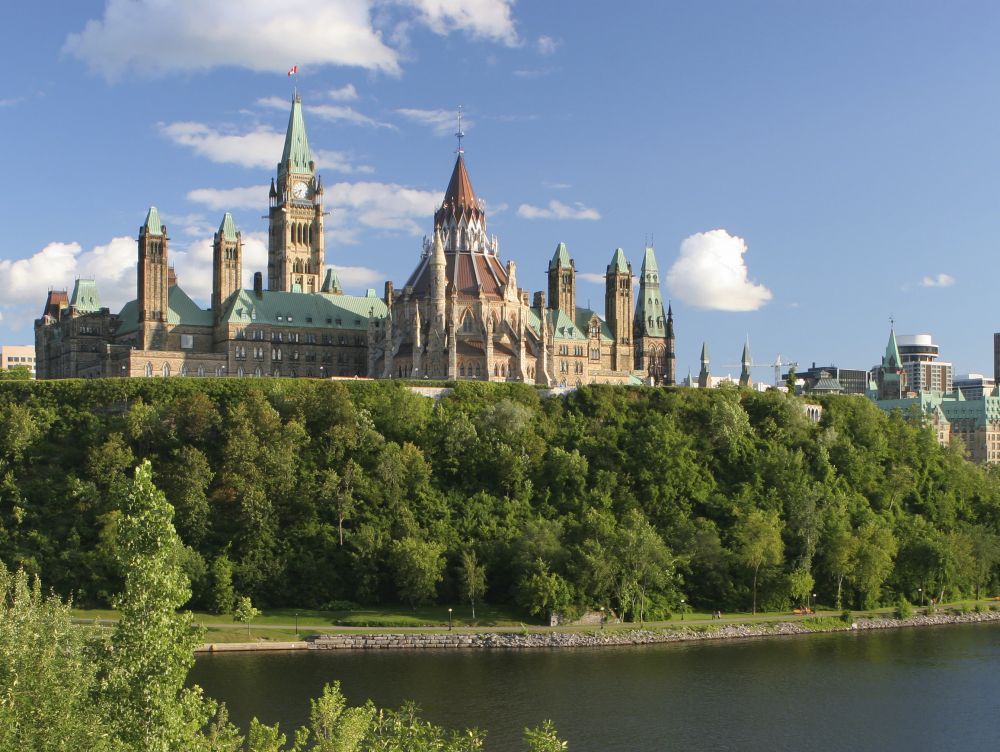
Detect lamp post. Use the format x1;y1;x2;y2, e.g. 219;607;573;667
448;608;453;631
680;599;685;621
600;606;605;629
918;587;924;606
812;593;817;613
295;612;299;637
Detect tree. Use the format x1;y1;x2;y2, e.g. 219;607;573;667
209;553;237;615
788;566;815;610
734;509;784;614
389;537;445;607
234;596;260;638
0;365;32;380
524;720;568;752
459;550;487;620
98;460;216;751
849;520;898;608
517;560;573;620
608;509;676;623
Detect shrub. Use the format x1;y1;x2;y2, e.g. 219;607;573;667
894;597;913;620
926;601;937;615
974;603;984;614
840;610;852;624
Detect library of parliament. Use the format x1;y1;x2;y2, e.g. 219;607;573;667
35;97;676;386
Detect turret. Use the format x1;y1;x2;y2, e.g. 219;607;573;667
604;248;633;371
698;342;711;388
138;206;169;350
212;212;242;319
430;227;447;328
547;242;576;318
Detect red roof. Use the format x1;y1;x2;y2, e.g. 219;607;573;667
442;154;478;211
42;290;68;319
404;250;509;300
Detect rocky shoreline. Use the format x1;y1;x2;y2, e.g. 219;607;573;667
301;609;1000;651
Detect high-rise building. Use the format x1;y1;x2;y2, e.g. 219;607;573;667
896;334;953;395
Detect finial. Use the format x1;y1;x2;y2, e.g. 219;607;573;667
456;106;465;155
889;315;894;330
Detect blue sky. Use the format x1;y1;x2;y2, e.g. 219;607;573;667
2;1;999;380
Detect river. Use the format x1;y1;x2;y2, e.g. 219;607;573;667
190;623;1000;750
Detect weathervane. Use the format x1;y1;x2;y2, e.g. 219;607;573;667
456;106;465;155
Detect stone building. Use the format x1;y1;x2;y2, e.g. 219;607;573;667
36;96;675;385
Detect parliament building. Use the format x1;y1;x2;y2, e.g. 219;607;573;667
35;97;675;386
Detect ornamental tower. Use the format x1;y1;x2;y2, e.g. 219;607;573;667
138;206;169;350
268;95;324;293
212;212;241;318
548;242;576;318
633;246;669;382
740;340;752;387
605;248;633;371
664;303;676;385
698;341;711;388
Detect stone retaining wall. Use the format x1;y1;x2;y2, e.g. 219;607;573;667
309;610;1000;651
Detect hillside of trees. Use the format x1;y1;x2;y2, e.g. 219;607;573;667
0;378;998;619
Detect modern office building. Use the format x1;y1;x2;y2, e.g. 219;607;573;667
0;345;36;377
953;373;996;400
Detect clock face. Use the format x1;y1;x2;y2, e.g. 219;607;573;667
291;181;308;199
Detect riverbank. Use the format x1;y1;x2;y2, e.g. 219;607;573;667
195;609;1000;652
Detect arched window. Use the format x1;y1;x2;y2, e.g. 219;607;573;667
144;362;153;378
197;366;205;377
162;363;171;377
254;367;262;377
460;363;466;377
238;366;245;377
180;364;187;377
474;363;481;378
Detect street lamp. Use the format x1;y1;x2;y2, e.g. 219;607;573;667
680;599;685;621
812;593;817;613
448;608;453;631
918;587;924;606
295;612;299;637
600;606;605;629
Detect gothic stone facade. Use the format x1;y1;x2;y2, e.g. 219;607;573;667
36;97;674;385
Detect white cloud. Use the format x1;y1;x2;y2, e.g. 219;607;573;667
543;180;571;190
187;186;269;211
160;121;368;173
64;0;518;82
258;96;394;128
332;265;384;287
666;229;772;312
396;107;467;136
579;272;606;284
328;84;359;101
536;35;559;55
517;200;601;221
64;0;402;80
921;273;955;288
326;180;441;235
405;0;518;45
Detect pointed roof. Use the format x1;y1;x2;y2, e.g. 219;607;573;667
218;212;238;241
608;248;629;274
550;242;572;270
665;302;674;337
279;95;313;177
143;206;163;236
641;246;659;274
442;153;478;210
70;278;101;312
884;328;901;369
321;267;342;294
742;340;752;365
701;341;710;363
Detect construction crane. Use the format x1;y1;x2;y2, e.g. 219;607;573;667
723;347;798;386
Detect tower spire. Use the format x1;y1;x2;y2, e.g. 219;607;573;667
456;106;465;155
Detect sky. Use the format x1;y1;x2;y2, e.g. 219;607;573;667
2;1;1000;381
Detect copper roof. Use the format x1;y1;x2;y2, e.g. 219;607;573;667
442;154;478;211
404;249;509;300
42;290;68;319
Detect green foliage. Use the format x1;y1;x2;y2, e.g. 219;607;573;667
0;365;32;381
234;596;261;637
459;550;487;620
1;378;999;620
524;720;568;752
894;597;914;620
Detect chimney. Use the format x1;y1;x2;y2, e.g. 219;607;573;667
167;265;178;288
253;271;263;299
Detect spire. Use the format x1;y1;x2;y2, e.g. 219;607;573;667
432;226;446;266
218;212;238;241
698;341;711;389
740;339;752;387
279;94;313;177
884;326;901;370
441;153;479;213
142;206;163;236
634;246;665;338
701;341;709;364
550;242;572;270
607;248;629;274
742;340;751;366
666;302;674;337
641;246;659;274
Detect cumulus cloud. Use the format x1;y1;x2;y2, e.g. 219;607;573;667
517;200;601;221
331;265;384;287
921;273;955;288
328;84;359;101
186;186;269;211
666;229;772;311
396;107;468;136
160;121;368;173
578;272;607;284
64;0;517;81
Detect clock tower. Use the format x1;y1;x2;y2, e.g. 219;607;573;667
268;94;325;292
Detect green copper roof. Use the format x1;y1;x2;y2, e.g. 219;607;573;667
700;341;709;363
221;289;387;331
143;206;163;236
219;212;238;241
742;341;751;365
634;246;665;338
115;284;213;335
321;267;342;294
70;278;101;312
884;328;901;369
640;246;659;274
279;96;313;177
608;248;629;274
549;242;572;270
574;308;613;341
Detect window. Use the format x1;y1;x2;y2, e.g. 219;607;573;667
145;362;153;378
197;366;205;377
162;363;171;377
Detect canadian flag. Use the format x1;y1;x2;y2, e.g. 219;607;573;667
287;65;298;76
